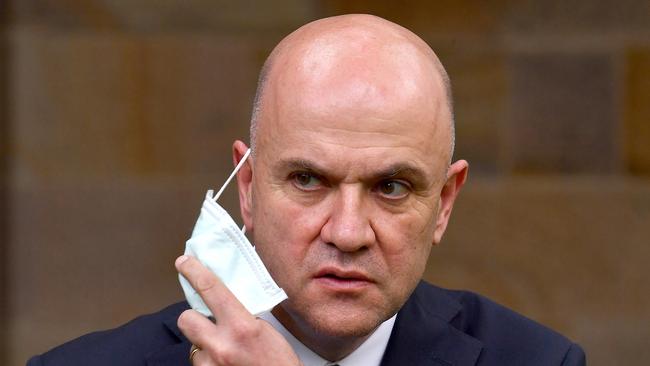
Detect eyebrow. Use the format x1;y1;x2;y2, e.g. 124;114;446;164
374;163;429;184
275;158;431;186
278;159;323;172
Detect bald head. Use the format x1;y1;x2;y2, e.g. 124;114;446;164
235;16;466;355
250;14;454;163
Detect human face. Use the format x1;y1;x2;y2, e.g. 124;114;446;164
235;70;457;344
234;22;468;349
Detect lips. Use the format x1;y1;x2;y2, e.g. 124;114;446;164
313;267;373;291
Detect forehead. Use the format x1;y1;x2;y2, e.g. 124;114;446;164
255;26;451;177
257;91;449;182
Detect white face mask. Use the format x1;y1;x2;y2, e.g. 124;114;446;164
179;149;287;316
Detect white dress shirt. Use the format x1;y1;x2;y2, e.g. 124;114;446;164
258;311;397;366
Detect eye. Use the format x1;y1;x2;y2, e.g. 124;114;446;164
376;180;410;199
291;172;323;190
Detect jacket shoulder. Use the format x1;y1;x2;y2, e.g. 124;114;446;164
27;302;189;366
413;282;585;365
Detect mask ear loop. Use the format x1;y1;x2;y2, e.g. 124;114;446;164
214;148;251;202
213;148;252;235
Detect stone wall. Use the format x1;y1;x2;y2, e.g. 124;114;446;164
3;1;649;365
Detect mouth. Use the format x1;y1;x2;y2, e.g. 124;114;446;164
313;267;374;291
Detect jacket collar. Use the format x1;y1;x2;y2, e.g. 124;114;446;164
380;282;483;366
147;282;483;366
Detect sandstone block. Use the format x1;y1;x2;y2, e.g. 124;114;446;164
13;0;312;31
505;0;650;33
507;52;618;174
318;0;510;35
11;30;273;188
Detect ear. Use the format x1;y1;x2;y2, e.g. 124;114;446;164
233;140;254;231
433;160;469;245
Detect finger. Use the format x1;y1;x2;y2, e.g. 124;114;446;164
178;309;219;347
176;255;250;321
178;309;224;366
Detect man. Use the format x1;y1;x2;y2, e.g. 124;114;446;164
28;14;585;366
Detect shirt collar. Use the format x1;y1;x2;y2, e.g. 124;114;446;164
258;311;397;366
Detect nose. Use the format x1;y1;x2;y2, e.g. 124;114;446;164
320;185;376;252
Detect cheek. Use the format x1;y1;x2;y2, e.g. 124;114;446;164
374;208;435;275
376;209;433;250
251;188;327;271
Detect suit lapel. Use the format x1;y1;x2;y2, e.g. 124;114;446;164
145;305;192;366
380;282;483;366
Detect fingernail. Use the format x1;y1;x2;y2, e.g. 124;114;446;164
175;255;189;267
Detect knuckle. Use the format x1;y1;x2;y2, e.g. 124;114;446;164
213;345;236;365
230;319;260;340
194;273;217;293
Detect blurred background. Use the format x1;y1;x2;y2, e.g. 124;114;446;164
1;1;649;365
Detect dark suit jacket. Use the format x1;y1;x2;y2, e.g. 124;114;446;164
27;281;585;365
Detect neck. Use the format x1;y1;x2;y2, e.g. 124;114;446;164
271;306;374;361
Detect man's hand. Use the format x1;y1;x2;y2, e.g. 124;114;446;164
175;255;302;366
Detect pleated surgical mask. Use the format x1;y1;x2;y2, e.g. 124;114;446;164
179;149;288;316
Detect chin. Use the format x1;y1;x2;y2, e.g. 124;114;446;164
297;300;390;338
